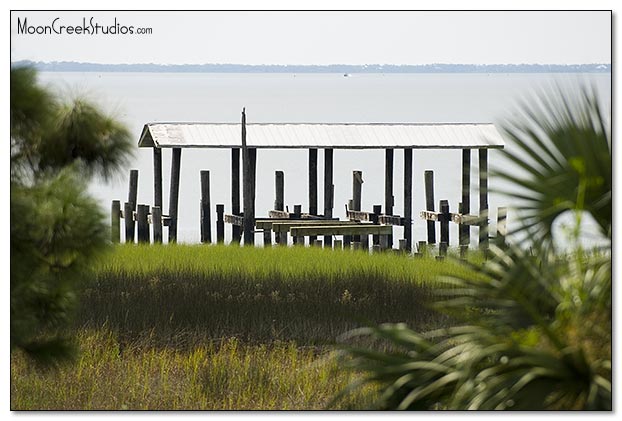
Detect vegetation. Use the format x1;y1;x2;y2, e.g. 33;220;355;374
10;66;132;364
335;87;611;410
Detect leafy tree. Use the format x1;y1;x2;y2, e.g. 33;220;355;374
335;87;611;410
10;67;133;365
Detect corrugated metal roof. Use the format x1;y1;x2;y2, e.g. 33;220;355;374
138;123;505;149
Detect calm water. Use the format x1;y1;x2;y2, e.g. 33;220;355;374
39;72;611;245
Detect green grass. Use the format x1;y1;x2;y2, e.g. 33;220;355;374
12;244;476;410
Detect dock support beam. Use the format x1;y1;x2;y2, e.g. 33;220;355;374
385;149;394;248
352;170;363;243
323;148;334;247
479;149;489;250
309;148;318;244
111;200;121;243
424;170;436;244
461;149;471;248
403;148;413;253
200;170;211;244
275;170;285;244
231;148;241;244
242;109;256;246
168;148;182;243
153;148;162;210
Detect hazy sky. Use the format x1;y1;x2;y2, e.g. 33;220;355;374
10;10;611;65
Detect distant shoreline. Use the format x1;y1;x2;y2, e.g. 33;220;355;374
12;60;611;74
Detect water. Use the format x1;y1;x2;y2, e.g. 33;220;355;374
38;72;611;245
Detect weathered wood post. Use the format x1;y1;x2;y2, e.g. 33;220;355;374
385;149;394;248
334;239;343;250
440;200;450;245
111;200;121;243
308;148;318;244
458;203;467;258
153;148;163;211
168;148;182;243
424;170;436;244
479;149;489;250
231;148;241;243
137;204;150;243
274;170;285;244
293;205;303;245
372;205;382;246
124;201;135;243
128;169;139;210
152;206;162;244
403;148;413;252
242;108;256;246
461;149;471;248
200;170;212;244
352;170;363;244
216;204;225;244
323;148;334;246
497;207;508;245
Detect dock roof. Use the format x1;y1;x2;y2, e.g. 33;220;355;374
138;122;505;149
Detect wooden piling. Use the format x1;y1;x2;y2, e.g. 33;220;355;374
128;169;138;210
352;170;363;243
440;200;450;245
372;205;382;246
398;239;407;253
385;149;394;248
168;148;182;243
418;241;427;255
232;148;241;243
334;239;343;250
274;170;285;244
439;241;448;257
242;109;255;246
479;149;489;250
314;239;323;248
111;200;121;243
323;149;334;246
200;170;212;244
308;148;318;244
137;204;150;243
403;148;413;252
153;148;163;210
372;244;381;254
216;204;225;244
424;170;436;244
497;207;508;245
461;149;471;248
293;205;303;245
152;206;162;243
124;201;135;243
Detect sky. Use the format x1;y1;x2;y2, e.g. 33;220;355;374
10;10;611;65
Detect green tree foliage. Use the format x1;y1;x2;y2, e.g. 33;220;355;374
10;67;133;365
335;87;611;410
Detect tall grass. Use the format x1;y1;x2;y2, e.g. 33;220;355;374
78;244;468;346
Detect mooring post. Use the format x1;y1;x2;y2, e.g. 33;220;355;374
479;149;489;250
216;204;225;244
274;170;285;244
385;149;394;248
153;148;163;210
111;200;121;243
308;148;318;244
152;206;162;244
403;148;413;253
440;200;450;245
137;204;150;243
323;148;334;246
168;148;182;243
200;170;212;244
231;148;241;244
124;201;135;244
242;108;256;246
461;149;471;248
424;170;436;244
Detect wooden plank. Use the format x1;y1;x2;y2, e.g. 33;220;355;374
347;209;372;221
378;215;403;226
256;218;341;230
152;206;162;243
324;148;334;246
200;170;211;244
403;148;413;252
461;149;471;247
270;220;366;233
269;210;290;219
168;148;182;243
225;214;245;226
451;213;485;226
124;201;135;243
137;204;150;244
153;148;162;210
216;204;225;244
385;149;394;248
231;148;241;243
420;210;439;221
111;200;121;243
479;149;489;249
424;170;436;244
290;224;392;237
